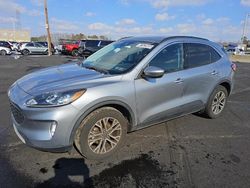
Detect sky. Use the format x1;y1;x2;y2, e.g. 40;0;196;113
0;0;250;41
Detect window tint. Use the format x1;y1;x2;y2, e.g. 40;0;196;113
35;43;43;47
149;43;184;73
0;41;9;47
184;43;221;69
26;43;34;47
101;41;113;46
85;40;99;47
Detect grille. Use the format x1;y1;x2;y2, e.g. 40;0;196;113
10;102;24;124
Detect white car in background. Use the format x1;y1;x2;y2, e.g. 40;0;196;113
0;46;11;56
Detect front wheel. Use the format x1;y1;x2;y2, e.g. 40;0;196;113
22;49;30;56
0;50;7;56
71;49;79;57
75;107;127;160
204;85;228;119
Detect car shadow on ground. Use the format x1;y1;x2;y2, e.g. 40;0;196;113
35;153;176;188
35;157;93;188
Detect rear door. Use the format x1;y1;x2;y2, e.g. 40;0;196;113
135;43;186;126
34;43;46;53
180;43;222;112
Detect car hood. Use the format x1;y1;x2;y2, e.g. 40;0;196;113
17;63;112;96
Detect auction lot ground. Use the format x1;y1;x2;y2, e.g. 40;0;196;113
0;55;250;188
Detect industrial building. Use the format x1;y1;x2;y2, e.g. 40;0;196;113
0;29;30;42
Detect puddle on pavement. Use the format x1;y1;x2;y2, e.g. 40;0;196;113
88;154;177;188
35;154;177;187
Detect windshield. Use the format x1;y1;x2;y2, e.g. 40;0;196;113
82;40;156;74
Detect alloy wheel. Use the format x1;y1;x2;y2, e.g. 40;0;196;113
88;117;122;154
211;91;226;115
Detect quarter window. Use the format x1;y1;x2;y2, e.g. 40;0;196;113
184;43;221;69
149;43;184;73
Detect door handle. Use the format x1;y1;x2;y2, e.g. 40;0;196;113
175;78;184;84
211;70;219;75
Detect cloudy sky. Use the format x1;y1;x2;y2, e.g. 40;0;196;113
0;0;250;41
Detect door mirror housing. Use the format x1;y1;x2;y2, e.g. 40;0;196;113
143;66;165;78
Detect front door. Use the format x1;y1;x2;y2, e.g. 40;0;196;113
135;43;185;126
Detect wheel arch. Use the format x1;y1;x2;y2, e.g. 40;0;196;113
205;79;232;108
219;81;231;95
69;100;136;145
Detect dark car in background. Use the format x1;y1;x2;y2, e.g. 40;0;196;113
78;40;114;58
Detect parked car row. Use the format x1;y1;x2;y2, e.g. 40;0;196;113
0;40;56;56
226;46;245;55
0;39;113;57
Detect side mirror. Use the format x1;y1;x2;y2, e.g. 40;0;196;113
143;66;165;78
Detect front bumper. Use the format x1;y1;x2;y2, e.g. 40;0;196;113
8;84;80;151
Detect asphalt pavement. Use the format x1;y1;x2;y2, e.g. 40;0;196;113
0;55;250;188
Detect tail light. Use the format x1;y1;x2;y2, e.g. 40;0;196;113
231;63;237;71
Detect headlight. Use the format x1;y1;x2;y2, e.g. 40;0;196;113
25;89;86;107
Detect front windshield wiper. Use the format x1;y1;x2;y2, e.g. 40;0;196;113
82;64;109;74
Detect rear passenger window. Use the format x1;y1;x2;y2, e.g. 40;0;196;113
184;43;221;69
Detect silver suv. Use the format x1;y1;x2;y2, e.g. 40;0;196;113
20;42;48;55
8;36;236;160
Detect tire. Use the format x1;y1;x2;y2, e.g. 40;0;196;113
0;50;7;56
22;49;30;56
72;49;79;57
204;85;228;119
75;107;128;160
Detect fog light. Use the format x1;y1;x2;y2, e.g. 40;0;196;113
50;121;57;137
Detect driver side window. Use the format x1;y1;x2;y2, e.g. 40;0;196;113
149;43;184;73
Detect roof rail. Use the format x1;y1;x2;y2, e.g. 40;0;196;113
118;36;133;41
160;36;209;43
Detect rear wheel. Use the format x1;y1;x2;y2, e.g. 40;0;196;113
0;50;7;56
75;107;127;160
204;85;228;119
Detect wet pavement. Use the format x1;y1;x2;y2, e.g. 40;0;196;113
0;55;250;188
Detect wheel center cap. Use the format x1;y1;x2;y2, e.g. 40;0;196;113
102;130;108;139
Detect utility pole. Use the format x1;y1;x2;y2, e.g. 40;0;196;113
242;13;250;43
44;0;52;56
